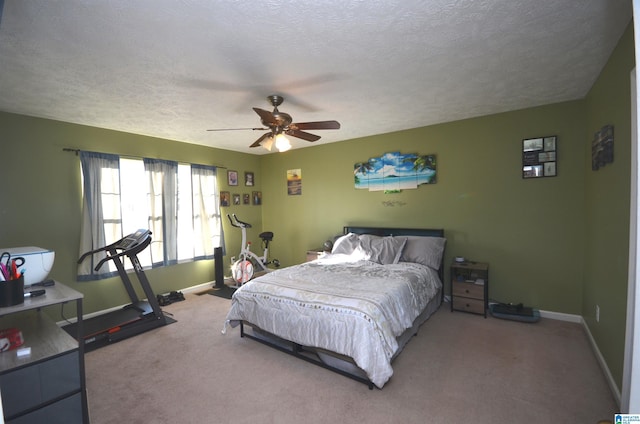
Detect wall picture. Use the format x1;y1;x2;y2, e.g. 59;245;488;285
522;136;557;178
287;168;302;195
252;191;262;205
245;172;254;186
220;191;230;207
592;125;614;170
227;170;238;186
354;152;436;192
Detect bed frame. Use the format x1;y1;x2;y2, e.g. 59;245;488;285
238;226;445;389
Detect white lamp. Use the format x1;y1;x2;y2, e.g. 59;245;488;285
275;133;291;152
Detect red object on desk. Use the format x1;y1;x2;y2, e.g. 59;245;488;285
0;328;24;352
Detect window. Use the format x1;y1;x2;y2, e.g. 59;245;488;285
77;152;224;280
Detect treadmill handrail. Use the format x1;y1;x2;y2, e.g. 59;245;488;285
78;231;153;271
77;238;126;265
93;235;152;271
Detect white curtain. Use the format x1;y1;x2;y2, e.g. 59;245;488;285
192;164;225;258
144;159;178;267
77;151;122;281
77;153;223;280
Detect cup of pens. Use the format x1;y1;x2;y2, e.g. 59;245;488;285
0;275;24;307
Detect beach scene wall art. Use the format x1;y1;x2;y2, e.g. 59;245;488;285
354;151;437;193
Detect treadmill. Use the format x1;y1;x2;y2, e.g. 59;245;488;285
65;229;170;351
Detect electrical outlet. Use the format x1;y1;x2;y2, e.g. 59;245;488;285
596;305;600;323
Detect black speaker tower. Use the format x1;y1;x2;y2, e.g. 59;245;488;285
210;246;235;299
214;247;224;288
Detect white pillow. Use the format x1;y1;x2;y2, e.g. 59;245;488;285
399;236;446;269
331;233;361;255
358;235;407;265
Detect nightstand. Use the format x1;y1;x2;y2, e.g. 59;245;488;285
306;249;325;262
450;261;489;318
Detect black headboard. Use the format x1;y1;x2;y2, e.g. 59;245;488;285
343;226;446;285
344;226;444;239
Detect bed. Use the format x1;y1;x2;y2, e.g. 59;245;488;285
222;226;446;389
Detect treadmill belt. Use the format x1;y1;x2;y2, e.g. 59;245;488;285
64;307;143;339
84;308;143;337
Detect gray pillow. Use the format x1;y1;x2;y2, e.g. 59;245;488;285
399;236;446;269
358;235;407;265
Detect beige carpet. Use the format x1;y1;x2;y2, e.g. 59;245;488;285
84;292;618;424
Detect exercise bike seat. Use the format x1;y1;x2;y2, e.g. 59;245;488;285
259;231;274;242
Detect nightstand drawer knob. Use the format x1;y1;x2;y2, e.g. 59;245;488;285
465;289;470;294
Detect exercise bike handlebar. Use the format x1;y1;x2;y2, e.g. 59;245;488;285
227;213;252;229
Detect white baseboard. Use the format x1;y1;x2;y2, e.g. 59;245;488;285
181;280;216;294
538;309;582;323
56;281;216;327
580;316;622;408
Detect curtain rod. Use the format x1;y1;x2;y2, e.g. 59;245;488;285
62;147;227;169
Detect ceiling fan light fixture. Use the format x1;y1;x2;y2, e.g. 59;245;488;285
275;133;291;152
261;136;274;151
209;95;339;152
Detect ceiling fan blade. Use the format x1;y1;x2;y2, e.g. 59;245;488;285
253;108;278;126
207;127;266;131
286;129;321;142
292;120;341;131
250;132;272;148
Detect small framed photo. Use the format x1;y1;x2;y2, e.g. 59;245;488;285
544;162;557;177
232;193;241;205
227;170;238;186
245;172;254;186
243;193;250;205
220;191;230;207
252;191;262;205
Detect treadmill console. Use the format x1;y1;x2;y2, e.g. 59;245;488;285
116;229;151;250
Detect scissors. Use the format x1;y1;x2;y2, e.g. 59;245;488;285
0;252;25;280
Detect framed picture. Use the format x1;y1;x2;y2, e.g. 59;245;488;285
220;191;230;207
522;136;557;179
232;193;241;205
227;170;238;186
243;193;250;205
245;172;254;186
252;191;262;205
592;125;614;170
287;168;302;196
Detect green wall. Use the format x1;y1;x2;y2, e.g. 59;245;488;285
583;23;635;391
261;101;587;314
0;111;262;314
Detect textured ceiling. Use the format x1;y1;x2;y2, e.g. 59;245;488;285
0;0;633;154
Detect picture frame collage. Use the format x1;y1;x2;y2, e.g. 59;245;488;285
220;170;261;207
522;136;557;179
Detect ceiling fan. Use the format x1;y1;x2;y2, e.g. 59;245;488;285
207;95;340;152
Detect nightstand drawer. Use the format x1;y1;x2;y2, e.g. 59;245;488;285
452;297;485;315
452;282;484;299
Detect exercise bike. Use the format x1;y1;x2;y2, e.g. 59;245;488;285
228;214;280;285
